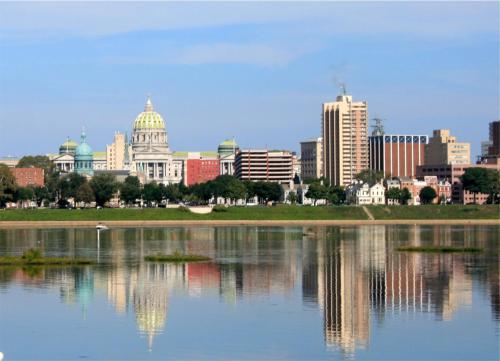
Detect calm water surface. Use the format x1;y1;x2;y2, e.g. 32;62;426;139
0;225;498;360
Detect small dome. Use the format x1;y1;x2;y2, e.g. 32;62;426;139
75;132;93;157
133;96;166;130
59;138;78;155
219;139;237;147
218;139;238;155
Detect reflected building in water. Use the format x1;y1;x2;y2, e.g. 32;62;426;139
131;263;187;351
302;224;486;355
0;224;498;356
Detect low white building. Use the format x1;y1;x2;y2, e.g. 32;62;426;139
346;181;385;205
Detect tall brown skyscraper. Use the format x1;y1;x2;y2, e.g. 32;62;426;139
322;94;368;186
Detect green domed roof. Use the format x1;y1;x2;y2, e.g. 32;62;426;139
75;132;93;157
218;139;238;155
59;139;78;155
219;139;237;147
133;97;165;129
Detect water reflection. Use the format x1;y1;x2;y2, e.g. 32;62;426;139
0;225;498;359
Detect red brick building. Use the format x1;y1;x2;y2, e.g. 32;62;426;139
417;163;499;204
186;158;220;186
369;134;428;178
416;163;499;184
11;168;44;187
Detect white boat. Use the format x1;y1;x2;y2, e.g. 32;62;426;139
96;224;109;230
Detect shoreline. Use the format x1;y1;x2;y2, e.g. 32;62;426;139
0;219;498;228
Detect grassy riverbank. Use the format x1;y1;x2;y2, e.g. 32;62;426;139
0;205;497;222
0;205;367;221
366;205;499;220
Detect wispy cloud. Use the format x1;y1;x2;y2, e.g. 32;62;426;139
104;41;320;67
0;2;497;40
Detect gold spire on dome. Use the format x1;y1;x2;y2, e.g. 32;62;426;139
145;95;154;112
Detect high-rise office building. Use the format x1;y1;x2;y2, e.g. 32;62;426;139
425;129;470;165
322;94;368;186
488;121;500;156
106;132;131;170
480;120;500;165
369;134;428;178
300;137;323;180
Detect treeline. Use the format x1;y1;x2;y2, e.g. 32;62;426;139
122;175;285;207
2;155;498;208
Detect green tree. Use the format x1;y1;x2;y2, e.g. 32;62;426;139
75;183;95;206
354;169;384;186
252;181;282;204
45;171;61;202
224;179;247;203
243;181;256;201
57;173;87;200
0;164;17;207
120;176;142;205
90;174;118;207
178;182;189;199
287;191;297;204
163;183;182;203
306;182;328;206
399;188;412;205
486;170;500;204
386;188;401;204
263;182;282;203
419;186;437;205
190;181;215;204
460;167;493;204
142;182;162;206
329;185;346;205
15;187;34;203
212;175;246;203
32;186;49;207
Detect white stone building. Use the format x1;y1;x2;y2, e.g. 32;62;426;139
131;97;176;185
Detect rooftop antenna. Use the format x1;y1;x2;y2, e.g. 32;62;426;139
371;118;385;136
339;83;347;95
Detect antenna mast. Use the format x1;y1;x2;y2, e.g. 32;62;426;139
371;118;385;136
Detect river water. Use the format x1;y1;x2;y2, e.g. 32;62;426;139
0;225;498;360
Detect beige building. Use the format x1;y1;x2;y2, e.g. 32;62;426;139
322;94;368;186
300;137;323;180
0;156;19;168
425;129;470;165
107;132;131;170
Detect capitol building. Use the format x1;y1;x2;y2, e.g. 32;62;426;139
130;97;181;184
48;96;221;185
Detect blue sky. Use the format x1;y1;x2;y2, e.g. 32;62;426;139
0;1;498;158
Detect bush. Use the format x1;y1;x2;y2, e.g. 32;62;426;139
212;205;228;212
177;206;190;213
22;248;42;260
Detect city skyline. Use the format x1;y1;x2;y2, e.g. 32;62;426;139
0;2;498;158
